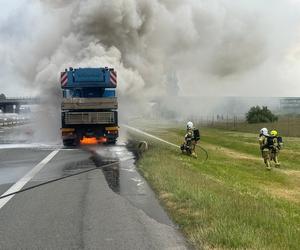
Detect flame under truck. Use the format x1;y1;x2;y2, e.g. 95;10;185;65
60;67;118;146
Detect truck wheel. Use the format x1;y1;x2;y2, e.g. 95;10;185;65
63;139;75;147
107;140;116;145
74;137;80;146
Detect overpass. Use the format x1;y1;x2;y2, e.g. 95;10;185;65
0;96;39;113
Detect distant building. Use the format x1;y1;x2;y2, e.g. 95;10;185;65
280;98;300;114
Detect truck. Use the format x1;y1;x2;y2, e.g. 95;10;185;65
60;67;118;146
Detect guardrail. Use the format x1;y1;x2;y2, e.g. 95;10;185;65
0;97;40;104
2;97;37;100
0;119;29;127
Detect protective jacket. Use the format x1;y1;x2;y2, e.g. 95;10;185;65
270;136;283;151
260;135;283;151
259;134;270;151
185;128;194;141
258;134;271;169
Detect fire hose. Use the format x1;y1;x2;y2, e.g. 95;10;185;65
123;125;209;164
196;144;209;162
0;161;119;200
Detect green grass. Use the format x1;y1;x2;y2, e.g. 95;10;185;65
127;124;300;250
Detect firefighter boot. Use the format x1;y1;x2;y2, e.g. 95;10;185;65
265;160;271;170
274;156;280;168
191;151;197;159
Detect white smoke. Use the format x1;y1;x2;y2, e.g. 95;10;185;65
3;0;300;96
1;0;300;141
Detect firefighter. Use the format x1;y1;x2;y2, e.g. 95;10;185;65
181;121;199;158
269;130;283;168
258;127;271;170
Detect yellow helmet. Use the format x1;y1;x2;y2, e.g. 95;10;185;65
271;130;278;136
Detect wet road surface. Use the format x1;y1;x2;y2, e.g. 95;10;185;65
0;125;188;249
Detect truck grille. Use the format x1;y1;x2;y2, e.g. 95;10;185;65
65;112;115;125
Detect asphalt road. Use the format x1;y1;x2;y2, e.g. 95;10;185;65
0;126;188;249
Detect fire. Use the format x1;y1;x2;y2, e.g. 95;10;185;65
80;137;107;145
97;137;108;143
80;137;98;145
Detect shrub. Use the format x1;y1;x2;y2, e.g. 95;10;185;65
246;106;278;123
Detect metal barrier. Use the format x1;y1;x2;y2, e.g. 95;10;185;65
0;119;29;127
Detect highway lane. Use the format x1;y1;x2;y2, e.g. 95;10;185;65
0;128;188;249
0;148;52;197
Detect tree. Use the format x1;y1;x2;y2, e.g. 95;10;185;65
0;93;6;99
246;106;278;123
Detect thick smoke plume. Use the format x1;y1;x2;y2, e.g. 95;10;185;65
1;0;300;141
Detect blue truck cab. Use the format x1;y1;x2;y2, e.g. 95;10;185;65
60;67;118;146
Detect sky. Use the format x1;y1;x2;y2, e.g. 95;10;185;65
0;0;300;99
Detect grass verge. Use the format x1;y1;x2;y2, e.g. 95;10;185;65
127;124;300;249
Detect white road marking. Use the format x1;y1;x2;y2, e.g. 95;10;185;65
122;124;180;148
0;149;60;210
60;148;81;151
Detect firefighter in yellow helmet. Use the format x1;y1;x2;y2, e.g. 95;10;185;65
269;130;283;168
258;128;271;170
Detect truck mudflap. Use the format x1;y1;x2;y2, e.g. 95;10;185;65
61;128;78;146
105;126;119;143
61;128;76;139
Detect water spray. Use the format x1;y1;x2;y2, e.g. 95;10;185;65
122;124;208;163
